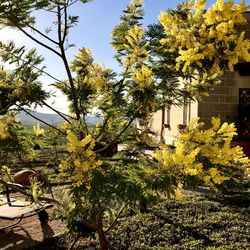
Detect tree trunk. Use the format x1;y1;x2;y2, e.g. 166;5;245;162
97;228;109;250
96;211;109;250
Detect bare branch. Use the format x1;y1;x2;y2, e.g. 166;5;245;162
41;100;72;124
62;5;68;44
18;106;66;135
95;118;134;154
57;5;82;126
26;23;59;45
14;23;62;57
105;203;128;234
94;113;111;141
68;0;78;7
3;50;62;83
0;179;60;205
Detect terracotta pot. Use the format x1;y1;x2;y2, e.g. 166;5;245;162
13;170;44;186
177;124;187;131
163;123;170;129
177;124;187;130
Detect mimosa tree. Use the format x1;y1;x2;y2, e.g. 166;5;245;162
0;0;249;249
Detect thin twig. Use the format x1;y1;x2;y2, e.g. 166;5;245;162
0;180;60;205
57;5;82;125
4;51;62;83
94;113;110;141
18;106;66;135
62;4;68;44
68;0;78;7
14;23;61;57
26;23;59;45
42;100;77;120
69;234;81;250
105;203;128;234
95;118;134;154
41;100;72;124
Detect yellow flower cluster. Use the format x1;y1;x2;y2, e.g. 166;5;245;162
0;69;28;103
127;0;144;15
155;117;250;190
124;26;149;66
159;0;250;85
0;114;19;140
88;63;109;91
59;132;102;188
74;47;92;67
0;121;12;140
71;48;109;92
155;142;203;180
124;25;153;88
33;123;45;137
131;65;152;88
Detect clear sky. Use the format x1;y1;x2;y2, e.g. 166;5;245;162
0;0;248;113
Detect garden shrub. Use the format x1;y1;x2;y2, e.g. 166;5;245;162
109;195;250;249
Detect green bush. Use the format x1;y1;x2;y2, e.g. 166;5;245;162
109;195;250;249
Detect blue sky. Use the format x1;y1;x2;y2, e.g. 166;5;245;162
33;0;247;74
0;0;248;113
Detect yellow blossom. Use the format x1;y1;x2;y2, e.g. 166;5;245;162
158;0;250;88
123;25;149;67
33;123;45;137
131;65;152;87
155;117;250;190
60;132;102;188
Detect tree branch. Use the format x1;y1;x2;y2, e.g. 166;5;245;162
18;106;66;135
105;203;128;234
13;23;62;57
26;23;59;45
57;5;82;126
5;51;62;83
39;101;71;124
68;0;78;7
94;113;110;141
0;179;60;205
41;100;72;124
95;118;134;154
62;5;68;44
42;100;77;120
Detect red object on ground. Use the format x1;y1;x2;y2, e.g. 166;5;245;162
13;170;43;186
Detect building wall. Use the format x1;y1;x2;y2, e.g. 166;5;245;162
150;101;198;144
198;71;250;126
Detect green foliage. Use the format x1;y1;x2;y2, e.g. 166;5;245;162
146;23;193;108
0;0;92;28
109;195;250;249
0;68;48;115
111;0;144;65
0;113;34;165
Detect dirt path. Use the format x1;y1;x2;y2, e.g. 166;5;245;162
0;208;66;250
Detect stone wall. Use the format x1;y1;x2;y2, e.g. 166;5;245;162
198;71;250;126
